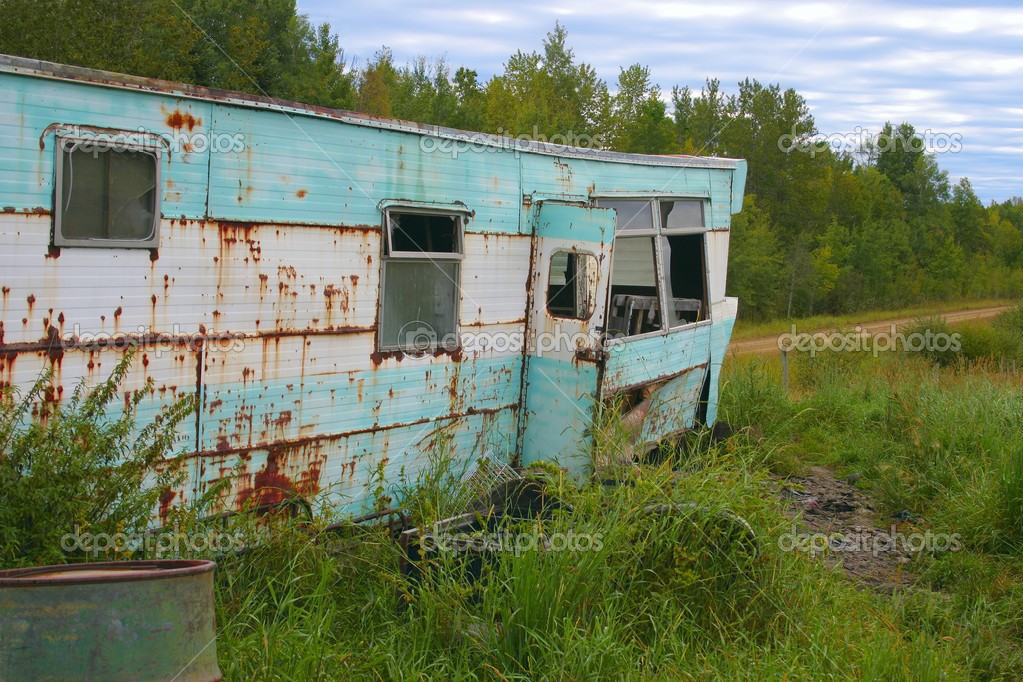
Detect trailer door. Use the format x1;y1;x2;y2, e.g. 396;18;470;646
519;201;615;473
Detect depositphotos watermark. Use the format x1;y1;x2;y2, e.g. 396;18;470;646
419;529;603;556
778;525;962;557
397;320;610;356
778;125;963;158
777;324;961;357
61;525;248;557
61;323;247;358
420;125;603;159
59;125;246;156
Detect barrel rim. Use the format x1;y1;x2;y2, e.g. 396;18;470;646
0;559;216;586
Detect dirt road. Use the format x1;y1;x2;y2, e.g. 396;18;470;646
730;305;1013;356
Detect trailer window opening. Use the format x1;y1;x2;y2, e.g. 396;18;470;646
601;198;708;338
661;200;704;230
387;212;460;255
606;236;661;337
54;136;160;248
661;233;707;327
547;251;599;319
380;209;463;352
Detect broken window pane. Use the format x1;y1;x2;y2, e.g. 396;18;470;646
661;200;705;230
601;200;654;231
661;233;707;327
547;251;599;319
57;139;159;247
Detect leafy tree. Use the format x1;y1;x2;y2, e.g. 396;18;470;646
357;48;397;117
950;178;985;253
726;196;786;320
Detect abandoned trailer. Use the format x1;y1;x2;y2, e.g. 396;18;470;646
0;54;747;520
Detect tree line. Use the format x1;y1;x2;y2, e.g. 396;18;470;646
2;1;1020;320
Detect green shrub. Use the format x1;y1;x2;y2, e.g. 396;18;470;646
901;316;962;366
0;350;196;567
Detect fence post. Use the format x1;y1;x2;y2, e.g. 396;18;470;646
781;347;789;393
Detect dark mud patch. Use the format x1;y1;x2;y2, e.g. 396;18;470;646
776;466;918;594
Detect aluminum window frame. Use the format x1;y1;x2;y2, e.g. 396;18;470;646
53;133;163;249
596;195;712;343
383;206;465;260
545;248;601;320
378;204;467;352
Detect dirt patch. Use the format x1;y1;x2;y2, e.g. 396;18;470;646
776;466;917;593
731;305;1011;355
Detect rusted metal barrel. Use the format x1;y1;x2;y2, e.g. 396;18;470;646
0;560;221;682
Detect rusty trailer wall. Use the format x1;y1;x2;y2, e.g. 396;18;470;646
0;54;746;520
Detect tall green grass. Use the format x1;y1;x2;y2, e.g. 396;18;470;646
203;310;1023;678
203;435;973;679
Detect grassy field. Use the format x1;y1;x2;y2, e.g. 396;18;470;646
3;306;1021;680
200;306;1023;680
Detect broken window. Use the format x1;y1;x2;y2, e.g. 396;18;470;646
661;200;704;230
54;135;161;248
600;198;708;338
661;233;707;327
379;209;463;351
547;251;599;319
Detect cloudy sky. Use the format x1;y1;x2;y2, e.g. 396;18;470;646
303;0;1022;203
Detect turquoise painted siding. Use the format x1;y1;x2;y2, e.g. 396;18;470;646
208;106;523;232
519;356;598;471
601;323;713;394
704;313;737;426
0;75;211;218
518;154;737;232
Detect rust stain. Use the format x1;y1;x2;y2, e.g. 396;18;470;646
158;489;177;522
46;246;61;259
235;449;295;509
295;189;307;198
165;110;201;132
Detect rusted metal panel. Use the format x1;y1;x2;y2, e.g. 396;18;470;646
195;409;517;516
199;333;521;452
601;323;714;395
636;364;709;445
196;219;379;334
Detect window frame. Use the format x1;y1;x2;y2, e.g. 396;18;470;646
596;195;711;343
383;207;465;260
545;248;601;320
378;204;467;353
53;133;163;249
